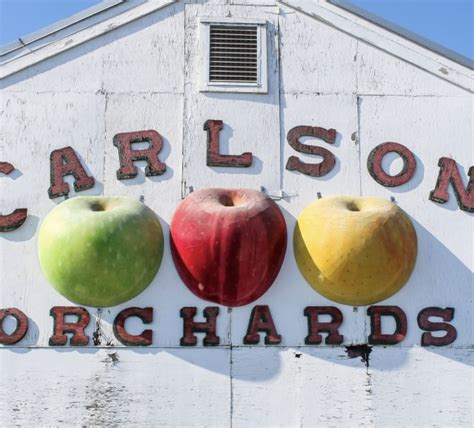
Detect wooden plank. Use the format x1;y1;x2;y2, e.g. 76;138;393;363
358;95;473;346
279;6;357;94
0;348;231;426
0;0;178;79
101;2;184;94
274;93;366;345
182;4;281;194
369;347;473;427
1;92;106;346
232;347;372;427
98;91;231;347
280;1;473;92
356;42;469;96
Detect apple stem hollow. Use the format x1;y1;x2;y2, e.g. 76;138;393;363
346;202;359;212
90;203;105;212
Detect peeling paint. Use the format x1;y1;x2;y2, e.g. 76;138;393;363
345;344;372;366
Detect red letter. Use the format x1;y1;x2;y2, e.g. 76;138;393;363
429;157;473;212
0;308;28;345
113;307;153;346
180;307;220;346
49;306;90;346
244;305;281;345
0;162;27;232
113;130;166;179
367;142;417;187
285;126;336;177
368;306;407;345
417;307;457;346
205;120;253;167
48;147;95;199
304;306;343;345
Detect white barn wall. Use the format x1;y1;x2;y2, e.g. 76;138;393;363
358;95;473;346
1;1;472;426
356;42;469;96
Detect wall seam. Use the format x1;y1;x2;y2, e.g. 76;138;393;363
180;3;188;199
277;11;284;194
229;308;234;428
356;95;362;197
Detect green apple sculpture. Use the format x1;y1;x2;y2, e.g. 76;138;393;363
38;196;163;307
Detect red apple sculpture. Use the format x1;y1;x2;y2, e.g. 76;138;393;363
170;188;287;306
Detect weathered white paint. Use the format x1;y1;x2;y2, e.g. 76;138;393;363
182;4;281;195
0;0;178;79
0;348;231;426
1;0;472;426
355;42;469;96
279;7;358;94
370;347;473;427
358;95;473;346
281;0;473;92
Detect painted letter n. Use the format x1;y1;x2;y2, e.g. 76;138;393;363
429;157;473;212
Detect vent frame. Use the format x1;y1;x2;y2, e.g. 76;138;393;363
199;18;268;93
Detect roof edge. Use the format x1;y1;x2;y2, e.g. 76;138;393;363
279;0;472;93
0;0;177;78
329;0;474;70
0;0;126;57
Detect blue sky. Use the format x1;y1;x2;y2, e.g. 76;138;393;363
0;0;472;60
350;0;473;59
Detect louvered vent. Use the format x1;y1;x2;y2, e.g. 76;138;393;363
209;25;258;83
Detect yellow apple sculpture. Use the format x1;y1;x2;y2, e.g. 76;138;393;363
294;196;417;305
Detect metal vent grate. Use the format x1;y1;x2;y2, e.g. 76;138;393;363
209;25;258;83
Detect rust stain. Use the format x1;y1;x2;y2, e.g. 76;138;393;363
180;307;220;346
113;307;153;346
368;306;407;345
418;307;457;346
367;142;416;187
429;157;473;212
244;305;281;345
304;306;344;345
48;146;95;199
113;130;166;179
205;120;253;167
0;308;28;345
286;125;337;177
49;306;90;346
0;162;28;232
